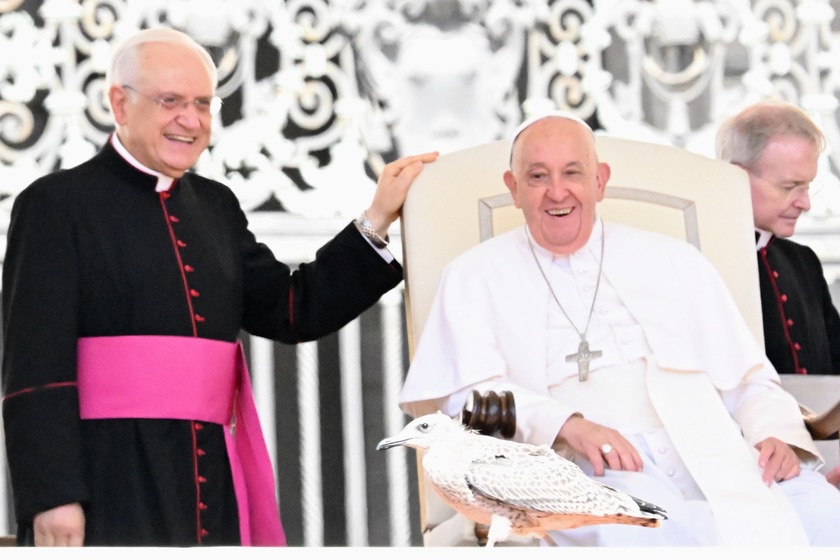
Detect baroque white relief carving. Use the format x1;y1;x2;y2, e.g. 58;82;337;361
1;0;840;260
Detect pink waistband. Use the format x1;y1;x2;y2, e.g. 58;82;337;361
77;335;286;546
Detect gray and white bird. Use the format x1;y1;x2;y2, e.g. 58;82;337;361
377;412;667;547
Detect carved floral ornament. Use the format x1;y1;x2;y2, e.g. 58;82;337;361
1;0;839;226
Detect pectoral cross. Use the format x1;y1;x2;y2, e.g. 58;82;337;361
566;340;602;382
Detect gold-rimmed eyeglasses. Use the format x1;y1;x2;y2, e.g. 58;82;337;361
122;84;222;116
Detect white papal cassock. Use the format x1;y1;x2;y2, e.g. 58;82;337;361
399;218;839;546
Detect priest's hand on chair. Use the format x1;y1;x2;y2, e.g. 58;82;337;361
556;415;643;476
367;151;439;235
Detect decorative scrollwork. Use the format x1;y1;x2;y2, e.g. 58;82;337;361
1;0;840;253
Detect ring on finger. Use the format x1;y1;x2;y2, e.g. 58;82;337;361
601;443;613;455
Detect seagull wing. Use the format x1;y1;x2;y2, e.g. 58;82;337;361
464;443;646;517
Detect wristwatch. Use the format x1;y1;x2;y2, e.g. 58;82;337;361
354;211;389;249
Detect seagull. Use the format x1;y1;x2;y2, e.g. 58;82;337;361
377;412;668;547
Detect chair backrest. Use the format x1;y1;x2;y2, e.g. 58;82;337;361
399;135;761;544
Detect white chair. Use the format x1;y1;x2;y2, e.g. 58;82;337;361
399;135;840;546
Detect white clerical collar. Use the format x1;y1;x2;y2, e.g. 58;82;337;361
755;228;773;250
110;133;176;192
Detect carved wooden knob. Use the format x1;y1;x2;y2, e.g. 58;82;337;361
474;523;490;547
461;389;516;440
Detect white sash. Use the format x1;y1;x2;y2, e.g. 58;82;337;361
646;364;808;545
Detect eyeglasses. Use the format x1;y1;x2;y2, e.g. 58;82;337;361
122;84;222;116
748;170;822;199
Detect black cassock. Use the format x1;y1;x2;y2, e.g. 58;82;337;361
1;141;403;545
757;234;840;376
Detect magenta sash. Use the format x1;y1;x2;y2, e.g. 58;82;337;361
77;335;286;546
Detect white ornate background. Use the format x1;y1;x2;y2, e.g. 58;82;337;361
2;0;840;546
3;0;840;248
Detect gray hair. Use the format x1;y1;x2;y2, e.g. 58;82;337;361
715;100;825;168
106;27;218;92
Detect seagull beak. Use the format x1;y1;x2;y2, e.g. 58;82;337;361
376;436;405;451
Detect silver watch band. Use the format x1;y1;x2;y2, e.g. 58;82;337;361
354;212;389;248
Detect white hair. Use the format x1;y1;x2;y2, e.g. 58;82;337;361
106;27;218;92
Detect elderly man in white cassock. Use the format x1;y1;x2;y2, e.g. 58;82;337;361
398;112;840;546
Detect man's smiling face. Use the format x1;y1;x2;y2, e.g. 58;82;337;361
110;41;214;178
504;116;610;255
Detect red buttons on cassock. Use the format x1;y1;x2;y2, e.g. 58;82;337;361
786;319;794;326
195;314;205;322
190;289;200;297
199;502;208;511
200;529;209;537
773;271;779;278
177;240;187;247
184;265;194;272
794;343;801;350
169;215;179;223
194;421;203;430
780;294;787;302
197;448;206;456
198;476;207;483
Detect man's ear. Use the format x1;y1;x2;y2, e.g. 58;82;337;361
595;161;611;202
109;85;128;125
503;170;522;208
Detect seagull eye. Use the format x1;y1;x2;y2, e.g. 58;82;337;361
419;422;431;432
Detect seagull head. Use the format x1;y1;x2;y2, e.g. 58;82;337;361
376;412;463;451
